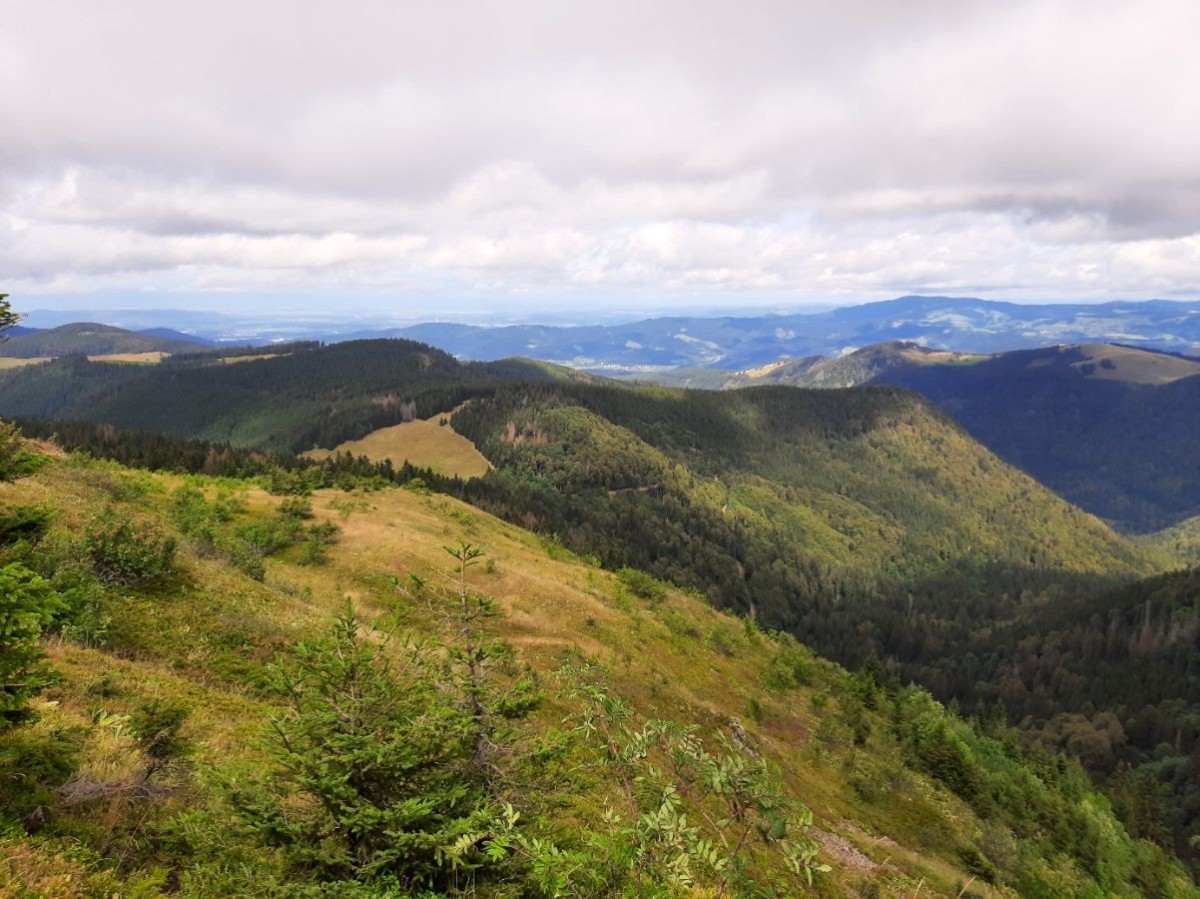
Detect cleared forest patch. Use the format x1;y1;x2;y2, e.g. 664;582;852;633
303;415;492;478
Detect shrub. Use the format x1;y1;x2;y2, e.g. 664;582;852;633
130;698;192;764
278;496;314;520
761;641;813;692
230;611;498;889
0;504;52;550
0;726;84;817
0;563;63;729
617;566;668;602
85;512;177;587
265;469;315;496
0;421;44;483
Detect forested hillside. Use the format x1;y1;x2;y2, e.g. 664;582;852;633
870;345;1200;532
705;341;1200;534
0;322;206;358
2;422;1195;896
0;340;594;452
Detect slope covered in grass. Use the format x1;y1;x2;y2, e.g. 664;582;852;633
1;440;1194;896
302;413;492;478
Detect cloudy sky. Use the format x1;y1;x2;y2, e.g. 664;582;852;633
3;0;1199;317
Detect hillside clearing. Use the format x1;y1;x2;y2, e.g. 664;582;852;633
86;351;169;364
303;414;492;478
0;356;51;369
1068;343;1200;384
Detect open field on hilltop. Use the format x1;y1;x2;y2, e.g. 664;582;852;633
303;414;492;478
1067;343;1200;385
0;356;51;369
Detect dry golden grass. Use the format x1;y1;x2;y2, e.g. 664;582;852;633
86;351;169;364
0;357;52;370
303;416;492;478
1068;343;1200;385
0;352;168;369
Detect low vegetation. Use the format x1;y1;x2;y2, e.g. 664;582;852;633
2;423;1195;895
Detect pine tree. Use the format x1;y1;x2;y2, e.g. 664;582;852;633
0;293;17;339
231;609;499;890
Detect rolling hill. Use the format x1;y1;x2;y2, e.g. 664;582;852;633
699;341;1200;533
867;344;1200;533
0;323;211;359
1;426;1195;896
0;338;1155;591
325;296;1200;373
0;340;602;452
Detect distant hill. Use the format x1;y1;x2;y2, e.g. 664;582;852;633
717;341;1200;532
0;322;211;358
721;342;984;389
1;324;40;337
869;344;1200;532
321;296;1200;372
0;339;606;451
18;296;1200;368
135;326;218;346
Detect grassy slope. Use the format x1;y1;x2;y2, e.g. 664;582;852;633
302;414;493;478
0;352;167;371
1064;344;1200;385
6;454;1189;896
0;357;50;370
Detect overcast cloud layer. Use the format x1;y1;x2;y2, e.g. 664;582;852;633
3;0;1199;312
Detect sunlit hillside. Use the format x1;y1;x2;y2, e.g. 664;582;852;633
3;436;1192;896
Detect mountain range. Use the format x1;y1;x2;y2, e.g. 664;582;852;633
13;296;1200;370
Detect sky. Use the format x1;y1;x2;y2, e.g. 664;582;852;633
3;0;1199;319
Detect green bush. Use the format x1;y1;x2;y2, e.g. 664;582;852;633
278;496;314;520
0;421;44;483
0;563;62;729
85;511;177;587
0;726;84;817
0;504;52;551
762;640;813;691
617;566;668;602
130;697;192;764
230;611;498;889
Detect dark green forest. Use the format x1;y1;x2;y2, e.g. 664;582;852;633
873;345;1200;532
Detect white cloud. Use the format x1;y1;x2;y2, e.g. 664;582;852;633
1;0;1198;308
